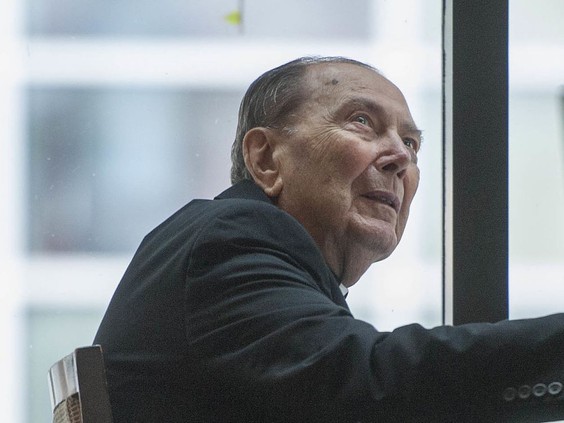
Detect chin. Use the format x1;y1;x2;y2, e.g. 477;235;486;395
348;217;399;259
359;229;398;262
374;247;396;263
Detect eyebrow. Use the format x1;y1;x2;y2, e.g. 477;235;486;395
400;123;424;140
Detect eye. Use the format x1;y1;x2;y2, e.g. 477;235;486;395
353;115;369;126
403;137;419;152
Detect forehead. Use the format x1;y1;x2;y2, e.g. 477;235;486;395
305;63;402;94
303;63;410;110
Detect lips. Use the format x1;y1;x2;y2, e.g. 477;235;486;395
362;191;400;213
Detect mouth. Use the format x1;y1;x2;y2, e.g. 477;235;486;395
362;191;400;213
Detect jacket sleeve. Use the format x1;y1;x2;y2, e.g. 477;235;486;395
183;202;564;423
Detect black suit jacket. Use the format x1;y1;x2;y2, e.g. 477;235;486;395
94;180;564;422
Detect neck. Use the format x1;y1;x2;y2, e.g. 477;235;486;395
320;239;380;288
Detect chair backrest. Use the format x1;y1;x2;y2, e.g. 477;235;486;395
48;345;113;423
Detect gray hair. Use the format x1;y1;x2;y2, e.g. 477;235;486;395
230;56;377;184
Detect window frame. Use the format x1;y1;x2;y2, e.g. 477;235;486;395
442;0;509;325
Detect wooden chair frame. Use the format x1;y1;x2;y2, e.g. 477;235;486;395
48;345;113;423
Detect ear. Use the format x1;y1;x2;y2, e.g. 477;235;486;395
242;127;283;198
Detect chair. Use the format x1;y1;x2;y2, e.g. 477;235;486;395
48;345;113;423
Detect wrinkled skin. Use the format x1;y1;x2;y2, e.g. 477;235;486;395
246;63;421;287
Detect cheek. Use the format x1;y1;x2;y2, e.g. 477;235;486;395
404;166;420;201
334;141;376;181
397;166;420;232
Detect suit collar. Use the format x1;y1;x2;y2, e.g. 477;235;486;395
214;180;350;310
214;180;272;203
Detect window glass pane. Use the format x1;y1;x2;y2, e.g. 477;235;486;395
509;0;564;318
8;2;444;422
25;308;104;423
240;0;370;40
27;0;240;37
26;0;370;39
27;87;242;252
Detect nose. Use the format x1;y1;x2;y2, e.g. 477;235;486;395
373;131;413;179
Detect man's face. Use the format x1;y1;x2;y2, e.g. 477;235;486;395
274;63;421;285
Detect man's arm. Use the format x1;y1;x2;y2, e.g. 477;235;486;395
183;203;564;422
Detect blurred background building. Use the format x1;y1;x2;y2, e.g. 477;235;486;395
0;1;562;422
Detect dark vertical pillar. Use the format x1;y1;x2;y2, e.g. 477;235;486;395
443;0;509;325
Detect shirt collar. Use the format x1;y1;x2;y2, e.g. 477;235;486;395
339;284;349;298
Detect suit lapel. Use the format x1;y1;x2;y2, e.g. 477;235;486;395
214;180;350;311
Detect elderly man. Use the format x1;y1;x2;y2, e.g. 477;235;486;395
94;57;564;422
